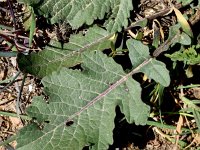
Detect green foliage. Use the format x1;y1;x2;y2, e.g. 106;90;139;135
18;0;133;33
168;24;191;46
127;39;150;68
15;0;171;145
17;51;150;150
16;38;170;149
178;32;191;45
4;0;199;149
17;26;112;78
152;24;192;57
127;39;170;87
166;45;200;65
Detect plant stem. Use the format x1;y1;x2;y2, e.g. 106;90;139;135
0;51;17;57
0;71;21;93
0;110;32;120
16;73;27;116
0;135;17;147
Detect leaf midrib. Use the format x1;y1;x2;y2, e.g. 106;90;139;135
19;57;152;149
28;34;113;68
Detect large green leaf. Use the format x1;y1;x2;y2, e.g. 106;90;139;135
127;39;170;87
17;26;112;78
17;51;150;150
19;0;133;33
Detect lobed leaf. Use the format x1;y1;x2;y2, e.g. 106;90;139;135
17;26;112;78
17;51;150;150
19;0;133;33
105;0;133;32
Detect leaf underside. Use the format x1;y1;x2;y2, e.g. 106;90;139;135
17;26;112;78
17;51;150;150
20;0;133;33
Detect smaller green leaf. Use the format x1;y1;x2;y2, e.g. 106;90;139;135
127;39;170;87
126;39;150;68
140;59;170;87
177;32;191;45
168;24;181;40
